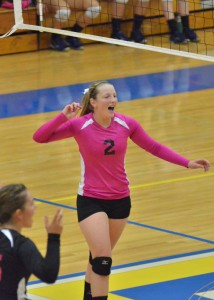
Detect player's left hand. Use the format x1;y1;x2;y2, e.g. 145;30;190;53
188;159;211;172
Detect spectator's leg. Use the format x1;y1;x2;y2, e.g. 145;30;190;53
130;0;150;43
111;0;130;41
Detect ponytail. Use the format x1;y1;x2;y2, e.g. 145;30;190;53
80;93;93;116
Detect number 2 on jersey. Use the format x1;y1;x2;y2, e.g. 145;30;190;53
104;139;115;155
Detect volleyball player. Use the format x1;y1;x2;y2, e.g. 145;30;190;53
0;184;63;300
33;80;210;299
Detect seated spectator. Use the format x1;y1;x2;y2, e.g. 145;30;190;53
110;0;149;44
109;0;199;44
161;0;199;43
38;0;101;51
1;0;30;9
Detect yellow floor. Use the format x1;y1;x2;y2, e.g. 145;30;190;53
28;252;214;299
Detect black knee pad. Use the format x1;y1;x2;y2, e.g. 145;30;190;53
92;256;112;276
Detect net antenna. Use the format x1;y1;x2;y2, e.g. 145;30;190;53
1;0;214;63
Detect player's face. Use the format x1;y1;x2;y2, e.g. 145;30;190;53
21;191;36;228
92;84;117;118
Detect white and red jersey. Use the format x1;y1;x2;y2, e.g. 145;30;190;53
33;112;190;200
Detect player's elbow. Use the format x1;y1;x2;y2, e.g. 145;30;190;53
42;270;58;284
44;275;57;284
33;133;47;143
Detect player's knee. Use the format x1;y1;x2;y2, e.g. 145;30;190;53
54;8;71;21
85;6;101;19
115;0;129;4
92;256;112;276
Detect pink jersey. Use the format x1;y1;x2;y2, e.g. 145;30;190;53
33;112;190;200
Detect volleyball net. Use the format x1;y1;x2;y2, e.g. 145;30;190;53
1;0;214;62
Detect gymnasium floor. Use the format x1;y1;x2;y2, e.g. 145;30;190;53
0;43;214;300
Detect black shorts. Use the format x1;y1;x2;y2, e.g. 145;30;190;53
77;194;131;222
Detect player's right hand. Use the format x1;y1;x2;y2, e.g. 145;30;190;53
45;209;63;235
62;102;82;119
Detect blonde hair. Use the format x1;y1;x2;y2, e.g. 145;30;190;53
80;80;110;116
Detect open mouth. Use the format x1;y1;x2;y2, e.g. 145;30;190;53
108;106;115;111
